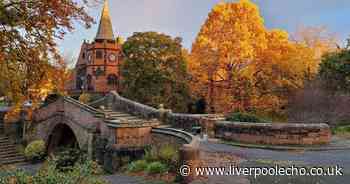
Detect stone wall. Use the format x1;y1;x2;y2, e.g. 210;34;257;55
107;91;224;134
151;128;192;148
115;127;152;148
215;121;332;145
101;127;200;176
107;91;160;119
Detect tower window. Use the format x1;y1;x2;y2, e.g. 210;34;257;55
86;74;94;91
107;74;118;86
96;50;103;59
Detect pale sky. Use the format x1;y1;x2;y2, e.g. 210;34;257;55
58;0;350;59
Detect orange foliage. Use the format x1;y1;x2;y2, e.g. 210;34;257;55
189;0;325;115
0;0;93;120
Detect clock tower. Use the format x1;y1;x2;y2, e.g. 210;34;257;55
69;0;123;95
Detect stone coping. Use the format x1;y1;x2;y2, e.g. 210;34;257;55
64;96;103;115
88;97;107;107
215;121;331;145
110;91;159;113
151;127;199;147
217;121;330;128
220;139;350;151
105;119;159;128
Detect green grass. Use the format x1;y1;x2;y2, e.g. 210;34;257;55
332;125;350;137
226;112;269;123
145;162;168;174
128;160;148;173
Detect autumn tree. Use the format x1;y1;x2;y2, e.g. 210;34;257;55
190;0;319;116
0;0;94;108
190;0;267;113
250;30;318;115
122;32;191;112
288;43;350;125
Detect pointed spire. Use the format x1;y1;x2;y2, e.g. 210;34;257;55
95;0;114;41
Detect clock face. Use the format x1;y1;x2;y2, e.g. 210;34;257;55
109;53;116;62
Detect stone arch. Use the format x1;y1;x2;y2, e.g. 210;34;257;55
43;116;94;154
46;122;80;153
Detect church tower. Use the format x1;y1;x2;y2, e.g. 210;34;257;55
69;0;123;95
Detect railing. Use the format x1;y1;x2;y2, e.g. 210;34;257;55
88;97;107;108
63;96;104;116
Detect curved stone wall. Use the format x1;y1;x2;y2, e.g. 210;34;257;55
151;127;199;148
215;121;332;145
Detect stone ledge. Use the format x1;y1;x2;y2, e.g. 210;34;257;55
151;127;195;145
215;121;332;145
221;140;350;151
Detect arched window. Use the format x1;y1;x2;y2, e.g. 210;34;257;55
76;77;83;90
86;74;94;91
107;74;118;86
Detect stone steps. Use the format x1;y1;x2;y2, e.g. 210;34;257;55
0;136;26;165
0;136;9;140
0;157;26;165
0;149;19;155
108;115;140;120
0;123;4;134
103;110;140;121
0;137;9;143
106;112;131;117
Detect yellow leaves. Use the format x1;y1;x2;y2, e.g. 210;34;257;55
189;0;321;115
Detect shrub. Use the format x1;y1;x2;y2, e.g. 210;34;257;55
332;126;350;134
127;160;148;173
159;145;178;165
53;147;82;171
144;147;159;162
146;162;168;174
0;158;107;184
226;112;265;123
24;140;46;161
0;169;32;184
79;93;91;104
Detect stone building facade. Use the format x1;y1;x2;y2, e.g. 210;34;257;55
67;0;123;95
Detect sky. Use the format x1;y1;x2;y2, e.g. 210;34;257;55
58;0;350;59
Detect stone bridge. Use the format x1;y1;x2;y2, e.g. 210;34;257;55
30;91;333;183
32;93;200;178
34;96;104;154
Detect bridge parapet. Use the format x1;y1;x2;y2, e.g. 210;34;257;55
105;91;224;136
